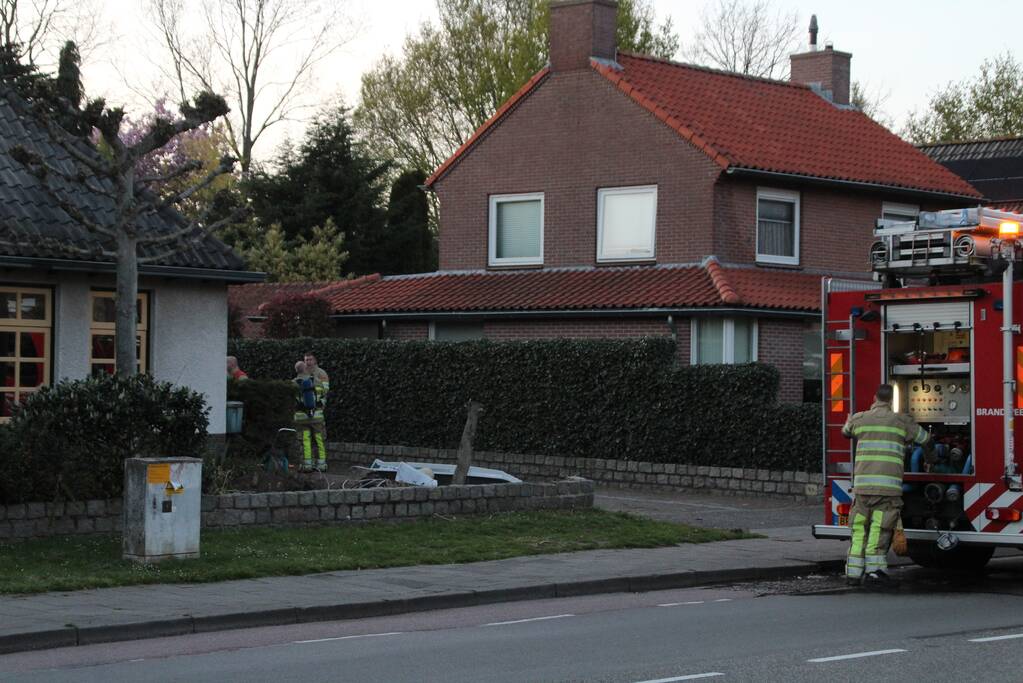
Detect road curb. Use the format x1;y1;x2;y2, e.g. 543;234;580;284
0;559;843;656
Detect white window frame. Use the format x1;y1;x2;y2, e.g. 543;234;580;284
690;318;759;364
881;201;919;223
756;187;800;266
488;192;544;267
596;185;657;263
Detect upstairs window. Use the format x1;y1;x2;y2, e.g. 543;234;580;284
597;185;657;262
756;188;800;266
692;318;757;364
882;201;919;224
489;193;543;266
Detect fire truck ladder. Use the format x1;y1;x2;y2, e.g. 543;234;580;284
822;278;874;476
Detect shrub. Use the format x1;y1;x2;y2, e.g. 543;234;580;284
229;337;820;471
226;378;296;461
0;374;209;504
262;293;333;339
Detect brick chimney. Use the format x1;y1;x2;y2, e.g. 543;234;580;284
789;15;851;106
549;0;618;73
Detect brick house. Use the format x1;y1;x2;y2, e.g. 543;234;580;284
231;1;979;402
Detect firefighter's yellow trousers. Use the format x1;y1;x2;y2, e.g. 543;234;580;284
295;419;327;471
846;494;902;579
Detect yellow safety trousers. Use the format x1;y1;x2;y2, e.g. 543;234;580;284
846;495;902;579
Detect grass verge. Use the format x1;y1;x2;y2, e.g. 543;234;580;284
0;510;755;594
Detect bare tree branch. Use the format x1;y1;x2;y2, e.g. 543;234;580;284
138;205;247;257
147;0;352;174
138;154;235;220
136;158;203;186
0;0;107;69
685;0;800;79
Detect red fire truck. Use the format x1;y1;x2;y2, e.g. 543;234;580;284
812;207;1023;570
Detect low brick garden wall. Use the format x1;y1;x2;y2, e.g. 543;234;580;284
0;479;594;541
330;443;824;502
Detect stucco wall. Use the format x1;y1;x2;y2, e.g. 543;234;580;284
1;270;228;433
149;279;228;434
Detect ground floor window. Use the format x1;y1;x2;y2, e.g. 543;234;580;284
803;321;823;403
1;286;51;421
429;320;484;341
691;318;757;364
89;291;149;375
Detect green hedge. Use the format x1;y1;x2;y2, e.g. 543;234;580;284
230;338;820;471
226;378;296;461
0;374;209;504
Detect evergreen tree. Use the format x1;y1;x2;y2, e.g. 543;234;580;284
291;218;348;281
244;102;391;277
380;169;436;274
245;219;349;283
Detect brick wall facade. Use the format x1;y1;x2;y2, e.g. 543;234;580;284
434;69;722;271
331;443;824;502
790;47;852;105
386;321;429;340
757;318;811;403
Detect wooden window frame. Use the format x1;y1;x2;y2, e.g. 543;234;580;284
89;290;150;376
0;285;53;422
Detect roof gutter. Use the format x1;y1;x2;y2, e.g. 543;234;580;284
724;166;982;202
327;306;819;321
0;256;266;283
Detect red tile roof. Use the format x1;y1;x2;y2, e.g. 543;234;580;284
426;53;980;199
304;261;826;316
228;278;380;337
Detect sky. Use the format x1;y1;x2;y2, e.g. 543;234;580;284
77;0;1023;163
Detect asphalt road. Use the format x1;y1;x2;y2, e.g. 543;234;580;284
7;560;1023;683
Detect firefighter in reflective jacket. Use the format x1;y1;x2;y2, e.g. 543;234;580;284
293;360;328;472
842;384;929;586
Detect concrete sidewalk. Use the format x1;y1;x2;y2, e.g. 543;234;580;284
0;522;846;656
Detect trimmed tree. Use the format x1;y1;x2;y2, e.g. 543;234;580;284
2;42;243;375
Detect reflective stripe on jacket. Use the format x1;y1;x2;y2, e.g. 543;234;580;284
842;400;928;496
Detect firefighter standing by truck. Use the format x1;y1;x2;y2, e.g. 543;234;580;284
842;384;930;586
293;358;329;472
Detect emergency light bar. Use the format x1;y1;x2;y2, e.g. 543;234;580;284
864;288;986;303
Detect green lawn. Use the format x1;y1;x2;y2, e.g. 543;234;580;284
0;510;754;594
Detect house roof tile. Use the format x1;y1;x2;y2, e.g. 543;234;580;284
0;85;254;275
426;53;980;199
228;262;827;319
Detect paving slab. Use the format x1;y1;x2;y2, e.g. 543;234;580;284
0;521;846;655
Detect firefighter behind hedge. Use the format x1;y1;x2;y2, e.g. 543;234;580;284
842;383;929;587
293;359;328;473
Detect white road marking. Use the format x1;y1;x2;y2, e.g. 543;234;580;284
483;614;574;627
293;631;403;644
969;633;1023;643
808;649;906;663
633;673;724;682
128;658;146;662
657;601;705;607
713;598;732;602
